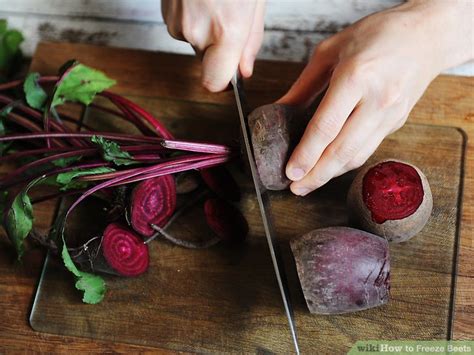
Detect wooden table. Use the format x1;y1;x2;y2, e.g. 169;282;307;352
0;42;472;352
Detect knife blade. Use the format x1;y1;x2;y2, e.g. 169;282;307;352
231;72;300;354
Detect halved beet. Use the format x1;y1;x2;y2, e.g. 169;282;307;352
200;166;241;201
290;227;390;314
347;160;433;243
130;175;176;237
204;198;248;242
248;103;312;191
102;223;149;277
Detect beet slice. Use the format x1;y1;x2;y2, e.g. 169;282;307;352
347;160;433;243
290;227;390;315
204;198;248;242
102;223;149;277
130;175;176;237
200;166;241;201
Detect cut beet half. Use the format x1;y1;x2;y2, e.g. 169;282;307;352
102;223;149;277
347;159;433;243
363;161;424;223
130;175;177;237
204;198;248;242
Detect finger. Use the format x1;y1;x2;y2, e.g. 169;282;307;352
290;103;378;195
336;133;386;178
161;0;185;41
277;40;335;108
201;41;245;92
240;0;266;77
285;71;363;182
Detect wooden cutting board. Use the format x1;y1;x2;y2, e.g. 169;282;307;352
24;43;466;353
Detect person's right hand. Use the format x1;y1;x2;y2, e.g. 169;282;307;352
162;0;265;92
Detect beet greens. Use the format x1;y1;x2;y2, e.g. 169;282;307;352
0;60;243;304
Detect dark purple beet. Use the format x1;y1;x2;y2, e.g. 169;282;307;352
290;227;390;314
200;166;241;201
204;198;248;242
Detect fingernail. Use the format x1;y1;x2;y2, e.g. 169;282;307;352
288;167;305;181
293;187;311;196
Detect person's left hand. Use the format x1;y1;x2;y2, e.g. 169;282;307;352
278;0;472;196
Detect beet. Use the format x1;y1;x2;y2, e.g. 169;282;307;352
347;160;433;243
102;223;149;277
200;166;241;201
248;103;310;190
130;175;177;237
290;227;390;314
204;198;249;242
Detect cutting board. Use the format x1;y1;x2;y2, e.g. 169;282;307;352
25;44;465;354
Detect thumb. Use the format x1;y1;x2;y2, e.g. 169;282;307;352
201;42;244;92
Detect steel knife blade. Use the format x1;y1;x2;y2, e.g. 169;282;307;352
231;72;300;354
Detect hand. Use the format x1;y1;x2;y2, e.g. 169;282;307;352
279;0;473;196
162;0;265;92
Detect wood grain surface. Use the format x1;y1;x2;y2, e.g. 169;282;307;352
0;42;472;353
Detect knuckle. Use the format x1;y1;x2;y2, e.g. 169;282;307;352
332;142;359;164
377;85;402;110
309;116;340;143
313;37;332;56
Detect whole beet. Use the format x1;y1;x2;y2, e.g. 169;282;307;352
290;227;390;315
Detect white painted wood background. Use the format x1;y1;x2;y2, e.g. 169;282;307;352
0;0;472;75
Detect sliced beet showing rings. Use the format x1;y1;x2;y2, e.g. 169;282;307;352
102;223;150;277
129;175;177;237
347;159;433;243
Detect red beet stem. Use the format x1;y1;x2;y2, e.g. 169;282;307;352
0;132;162;144
101;91;174;139
95;98;156;137
0;76;57;91
161;139;232;154
0;148;98;186
0;95;91;147
102;223;149;277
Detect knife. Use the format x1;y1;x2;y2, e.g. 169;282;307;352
231;72;300;354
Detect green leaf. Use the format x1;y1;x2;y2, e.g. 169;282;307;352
61;243;105;304
24;72;47;110
91;135;137;166
51;63;116;107
56;167;115;191
0;20;6;35
0;21;23;73
4;177;43;259
52;155;83;168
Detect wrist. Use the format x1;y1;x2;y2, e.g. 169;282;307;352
407;0;473;72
